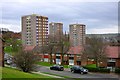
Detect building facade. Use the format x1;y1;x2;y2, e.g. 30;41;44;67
22;14;48;47
49;22;63;42
69;24;86;46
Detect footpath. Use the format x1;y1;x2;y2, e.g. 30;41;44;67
32;71;64;78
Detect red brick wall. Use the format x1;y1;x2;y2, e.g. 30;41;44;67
99;62;107;67
74;55;77;65
116;58;120;68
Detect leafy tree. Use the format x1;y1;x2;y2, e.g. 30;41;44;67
2;31;22;53
5;38;22;53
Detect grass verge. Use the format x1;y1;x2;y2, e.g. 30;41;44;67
85;64;96;68
37;62;54;67
2;67;52;78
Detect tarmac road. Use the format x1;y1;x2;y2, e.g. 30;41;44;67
36;66;120;80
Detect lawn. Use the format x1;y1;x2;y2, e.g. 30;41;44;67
37;62;54;67
85;64;96;68
1;67;67;80
2;67;52;78
0;67;2;78
37;62;70;68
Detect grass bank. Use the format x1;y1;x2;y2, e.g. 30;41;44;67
2;67;51;78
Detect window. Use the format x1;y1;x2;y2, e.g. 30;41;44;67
69;60;74;65
56;59;61;65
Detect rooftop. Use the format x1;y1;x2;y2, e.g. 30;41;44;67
22;14;48;18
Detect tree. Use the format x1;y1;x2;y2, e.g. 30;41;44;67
32;35;57;64
82;37;107;67
35;33;70;65
56;34;70;65
1;31;21;67
5;38;22;53
33;45;51;62
0;36;5;67
13;50;39;72
2;31;22;54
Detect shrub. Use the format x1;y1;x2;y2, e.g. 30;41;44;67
115;68;120;73
83;66;110;73
13;50;39;72
99;68;110;73
84;67;99;72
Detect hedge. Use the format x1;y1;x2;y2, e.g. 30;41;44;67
99;68;110;73
83;67;110;73
115;68;120;73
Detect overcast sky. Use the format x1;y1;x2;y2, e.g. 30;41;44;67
0;0;119;34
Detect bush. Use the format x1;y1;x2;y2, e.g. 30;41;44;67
115;68;120;73
83;66;110;73
99;68;110;73
84;67;99;72
13;50;39;72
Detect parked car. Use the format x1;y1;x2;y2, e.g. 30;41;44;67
70;65;88;74
50;65;64;71
6;59;13;65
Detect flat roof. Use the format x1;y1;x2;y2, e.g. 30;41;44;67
22;14;48;18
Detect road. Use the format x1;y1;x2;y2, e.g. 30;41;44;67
36;66;120;80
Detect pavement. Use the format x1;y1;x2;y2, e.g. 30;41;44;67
32;71;64;78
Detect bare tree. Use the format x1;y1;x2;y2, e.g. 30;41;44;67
56;33;70;65
33;45;48;62
82;37;107;67
32;35;57;64
13;50;39;72
35;32;70;65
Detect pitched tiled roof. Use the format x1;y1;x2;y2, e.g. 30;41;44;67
24;46;35;51
68;46;83;54
68;46;120;58
106;46;120;58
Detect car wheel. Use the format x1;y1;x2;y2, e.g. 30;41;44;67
73;70;75;73
81;72;84;74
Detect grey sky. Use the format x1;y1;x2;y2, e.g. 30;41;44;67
0;0;119;34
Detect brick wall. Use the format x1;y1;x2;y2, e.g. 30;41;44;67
116;58;120;68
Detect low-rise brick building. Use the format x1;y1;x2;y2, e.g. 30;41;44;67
81;46;120;68
24;45;120;68
105;46;120;68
